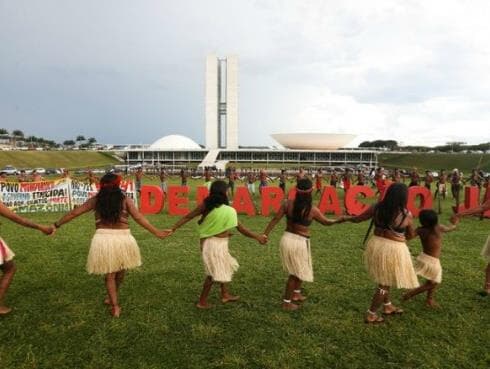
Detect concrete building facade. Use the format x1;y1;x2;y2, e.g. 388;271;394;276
205;54;238;150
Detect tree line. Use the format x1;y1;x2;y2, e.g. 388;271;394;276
358;140;490;153
0;129;97;149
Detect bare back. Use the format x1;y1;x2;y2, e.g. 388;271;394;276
95;197;130;230
417;226;443;258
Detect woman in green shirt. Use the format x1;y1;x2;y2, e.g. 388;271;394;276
167;180;267;309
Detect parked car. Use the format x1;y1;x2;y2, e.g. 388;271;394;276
32;168;46;175
45;168;58;175
0;165;18;175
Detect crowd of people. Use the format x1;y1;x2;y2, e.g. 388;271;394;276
0;164;488;325
130;166;490;211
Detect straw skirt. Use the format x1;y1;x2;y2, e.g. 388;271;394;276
482;236;490;263
280;232;313;282
414;252;442;283
87;229;141;274
364;236;419;289
201;237;239;283
0;238;15;265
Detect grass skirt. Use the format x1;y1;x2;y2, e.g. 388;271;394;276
87;229;141;275
201;237;239;283
364;236;419;289
0;237;15;265
482;236;490;263
280;232;313;282
414;252;442;283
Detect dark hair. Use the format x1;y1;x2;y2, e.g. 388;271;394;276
198;180;229;224
95;173;125;223
419;209;438;228
292;178;313;224
375;183;408;228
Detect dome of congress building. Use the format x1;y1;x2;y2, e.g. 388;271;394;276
271;133;356;150
150;135;201;150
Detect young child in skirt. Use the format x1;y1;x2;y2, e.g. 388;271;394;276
165;180;267;309
403;209;457;307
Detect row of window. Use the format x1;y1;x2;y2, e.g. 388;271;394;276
126;150;378;164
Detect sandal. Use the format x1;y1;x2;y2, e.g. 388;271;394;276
365;310;384;324
382;302;404;315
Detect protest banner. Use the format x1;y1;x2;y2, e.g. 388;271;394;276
0;179;137;212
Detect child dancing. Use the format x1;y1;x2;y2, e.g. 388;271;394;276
166;180;266;308
403;209;457;307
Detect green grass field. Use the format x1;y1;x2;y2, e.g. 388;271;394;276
379;153;490;173
0;179;489;369
0;151;119;169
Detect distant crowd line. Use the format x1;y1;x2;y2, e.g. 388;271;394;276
130;166;490;209
1;166;488;211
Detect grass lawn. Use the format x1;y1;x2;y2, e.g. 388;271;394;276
379;153;490;173
0;151;119;170
0;179;489;369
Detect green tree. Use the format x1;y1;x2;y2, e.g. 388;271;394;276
12;130;24;138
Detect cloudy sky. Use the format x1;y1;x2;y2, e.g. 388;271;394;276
1;0;489;147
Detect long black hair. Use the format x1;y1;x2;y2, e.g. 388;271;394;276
292;178;313;223
374;182;408;227
198;180;229;224
95;173;125;223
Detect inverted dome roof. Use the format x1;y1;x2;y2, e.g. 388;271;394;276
271;133;356;150
150;135;201;150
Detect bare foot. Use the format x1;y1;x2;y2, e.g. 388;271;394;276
111;305;121;318
0;305;12;315
282;302;299;311
292;292;307;302
221;295;240;304
104;297;111;305
196;302;213;309
426;299;440;308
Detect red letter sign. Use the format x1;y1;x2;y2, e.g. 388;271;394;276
232;187;256;216
407;186;433;217
261;186;284;216
139;185;164;214
168;186;190;216
345;186;375;215
196;186;209;205
317;186;342;215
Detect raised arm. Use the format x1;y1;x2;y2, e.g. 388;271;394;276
169;204;204;233
454;199;490;218
125;197;167;238
263;203;286;236
345;205;376;223
0;202;54;235
439;223;457;233
54;197;96;228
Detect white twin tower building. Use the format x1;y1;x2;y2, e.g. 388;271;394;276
122;54;378;169
205;54;239;150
